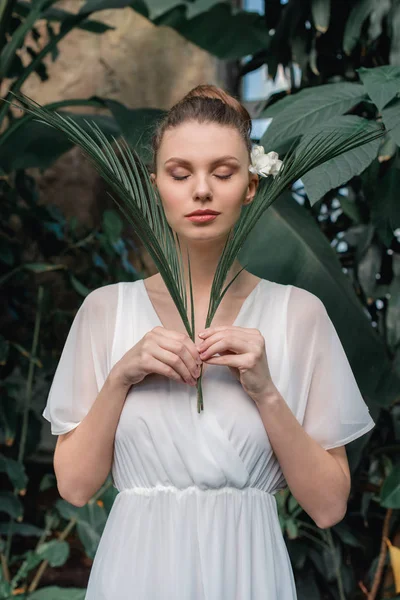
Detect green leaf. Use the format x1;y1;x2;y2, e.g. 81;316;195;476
0;581;12;598
0;454;28;492
76;501;107;558
381;96;400;147
11;549;43;585
332;522;364;548
338;194;363;224
101;98;165;165
0;491;24;520
260;83;367;152
36;539;70;567
23;263;66;273
0;522;43;536
152;3;271;59
286;517;299;539
389;1;400;65
79;0;144;16
311;0;331;33
55;498;80;521
343;0;375;55
300;116;382;204
378;133;398;162
69;275;91;298
357;65;400;111
386;263;400;350
380;465;400;508
288;494;300;514
368;2;392;41
370;159;400;246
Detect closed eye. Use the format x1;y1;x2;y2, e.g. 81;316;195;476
172;174;233;181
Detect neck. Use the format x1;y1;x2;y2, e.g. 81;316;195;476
174;234;245;296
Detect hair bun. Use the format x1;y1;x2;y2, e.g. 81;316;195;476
182;84;251;129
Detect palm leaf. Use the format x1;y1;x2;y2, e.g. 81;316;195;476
5;91;387;413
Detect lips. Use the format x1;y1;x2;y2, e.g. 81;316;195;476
186;210;220;216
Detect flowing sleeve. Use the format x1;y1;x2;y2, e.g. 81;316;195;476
286;285;376;450
42;283;119;435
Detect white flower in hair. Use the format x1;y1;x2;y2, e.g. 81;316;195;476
249;145;282;178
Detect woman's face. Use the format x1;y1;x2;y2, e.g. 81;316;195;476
151;120;259;242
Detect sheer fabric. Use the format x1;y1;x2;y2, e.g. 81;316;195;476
42;284;118;435
285;286;375;450
42;279;375;599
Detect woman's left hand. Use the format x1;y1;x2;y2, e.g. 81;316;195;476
197;325;277;405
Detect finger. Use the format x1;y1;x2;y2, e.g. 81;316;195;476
151;339;199;383
199;335;244;361
146;355;188;385
202;353;251;368
199;326;260;339
153;327;202;367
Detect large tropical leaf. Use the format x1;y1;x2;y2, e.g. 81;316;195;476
152;3;271;59
300;116;383;205
357;65;400;111
260;83;367;152
381;97;400;147
79;0;148;17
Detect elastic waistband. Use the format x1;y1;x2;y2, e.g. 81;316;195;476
118;484;274;498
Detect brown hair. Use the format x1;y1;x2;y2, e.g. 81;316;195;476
150;84;252;173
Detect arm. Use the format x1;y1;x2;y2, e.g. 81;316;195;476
54;370;130;507
255;389;350;529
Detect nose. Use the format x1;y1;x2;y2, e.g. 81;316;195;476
193;175;212;200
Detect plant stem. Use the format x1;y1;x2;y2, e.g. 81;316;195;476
324;528;346;600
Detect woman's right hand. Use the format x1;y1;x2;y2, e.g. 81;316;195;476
111;326;203;389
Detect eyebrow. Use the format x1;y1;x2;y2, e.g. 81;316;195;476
164;155;240;166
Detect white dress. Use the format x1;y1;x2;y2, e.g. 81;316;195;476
42;278;376;599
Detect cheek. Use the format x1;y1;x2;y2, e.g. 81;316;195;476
157;181;185;212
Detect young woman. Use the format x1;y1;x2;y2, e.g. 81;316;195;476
43;85;375;599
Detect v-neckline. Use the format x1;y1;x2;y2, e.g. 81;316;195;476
139;278;264;331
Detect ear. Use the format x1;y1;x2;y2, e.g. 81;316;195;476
243;172;259;207
150;173;156;187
